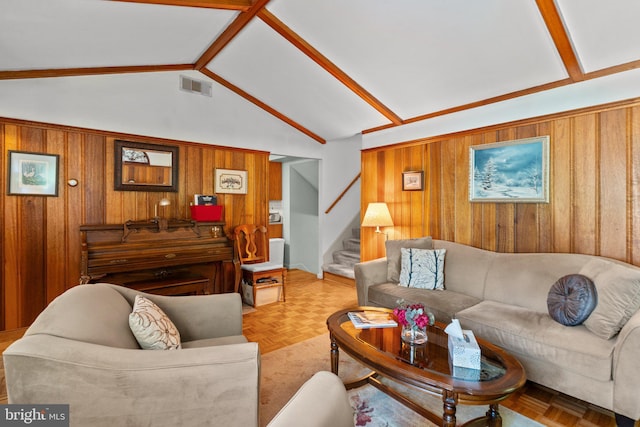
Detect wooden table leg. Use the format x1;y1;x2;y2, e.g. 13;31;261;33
461;404;503;427
330;333;339;375
442;390;457;427
486;404;502;427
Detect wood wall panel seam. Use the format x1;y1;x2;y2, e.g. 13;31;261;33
625;108;633;259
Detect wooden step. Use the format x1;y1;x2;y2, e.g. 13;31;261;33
322;271;355;287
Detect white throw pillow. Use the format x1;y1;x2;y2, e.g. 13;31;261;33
129;295;181;350
399;248;446;290
385;237;433;283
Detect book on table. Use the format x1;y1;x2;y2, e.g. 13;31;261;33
348;311;398;329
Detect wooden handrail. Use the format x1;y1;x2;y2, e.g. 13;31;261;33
325;173;361;214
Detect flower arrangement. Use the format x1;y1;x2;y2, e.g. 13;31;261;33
393;299;435;331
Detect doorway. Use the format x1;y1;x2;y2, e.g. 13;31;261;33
270;155;320;274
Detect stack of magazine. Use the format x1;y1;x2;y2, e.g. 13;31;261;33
348;311;398;329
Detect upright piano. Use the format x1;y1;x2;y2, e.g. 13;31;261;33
80;219;239;296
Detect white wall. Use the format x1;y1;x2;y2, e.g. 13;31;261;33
318;134;362;277
282;159;319;273
278;134;361;278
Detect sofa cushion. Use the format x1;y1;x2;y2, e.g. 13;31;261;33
25;284;140;349
129;295;182;350
385;237;433;283
457;300;615;382
399;248;446;289
547;274;597;326
432;240;495;299
483;252;594;314
580;259;640;340
367;283;481;324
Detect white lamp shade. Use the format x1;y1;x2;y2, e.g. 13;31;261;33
361;203;394;230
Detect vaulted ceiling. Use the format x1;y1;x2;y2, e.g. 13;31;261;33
1;0;639;146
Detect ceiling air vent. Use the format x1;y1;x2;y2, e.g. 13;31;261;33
180;75;212;97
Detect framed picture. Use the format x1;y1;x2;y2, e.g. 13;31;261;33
215;168;248;194
193;194;217;205
114;140;179;192
7;150;60;196
402;171;423;191
469;136;549;203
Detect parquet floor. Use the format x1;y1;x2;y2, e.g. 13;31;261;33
0;270;633;426
242;269;358;353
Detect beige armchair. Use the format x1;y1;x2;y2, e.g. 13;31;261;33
267;371;354;427
3;284;353;427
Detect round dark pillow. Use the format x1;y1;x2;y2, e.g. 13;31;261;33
547;274;598;326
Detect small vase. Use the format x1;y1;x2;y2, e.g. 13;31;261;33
401;325;427;345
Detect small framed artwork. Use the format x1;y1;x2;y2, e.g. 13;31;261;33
7;150;60;196
469;136;549;203
215;168;248;194
402;171;424;191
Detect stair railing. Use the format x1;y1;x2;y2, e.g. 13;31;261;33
325;173;361;214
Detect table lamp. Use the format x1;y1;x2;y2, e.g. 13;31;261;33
361;202;394;234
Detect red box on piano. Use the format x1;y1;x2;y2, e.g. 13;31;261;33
190;205;223;221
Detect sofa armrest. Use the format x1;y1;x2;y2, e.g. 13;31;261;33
3;334;260;427
100;283;243;342
354;257;388;306
267;371;353;427
612;309;640;420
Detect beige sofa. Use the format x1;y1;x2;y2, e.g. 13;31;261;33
3;284;353;427
355;239;640;425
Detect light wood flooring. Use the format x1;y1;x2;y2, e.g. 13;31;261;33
0;270;633;426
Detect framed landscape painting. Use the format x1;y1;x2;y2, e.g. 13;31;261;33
469;136;549;203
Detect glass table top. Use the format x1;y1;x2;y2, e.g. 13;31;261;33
341;315;506;383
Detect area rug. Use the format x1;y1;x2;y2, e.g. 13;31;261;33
260;333;543;427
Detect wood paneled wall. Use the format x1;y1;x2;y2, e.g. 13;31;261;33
361;98;640;266
0;118;269;330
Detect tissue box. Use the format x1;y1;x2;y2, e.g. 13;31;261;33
448;330;481;370
451;365;481;381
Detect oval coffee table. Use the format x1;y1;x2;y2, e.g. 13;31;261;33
327;307;526;427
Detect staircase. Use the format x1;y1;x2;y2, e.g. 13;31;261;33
322;227;360;285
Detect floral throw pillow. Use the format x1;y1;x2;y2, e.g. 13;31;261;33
399;248;446;290
129;295;181;350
